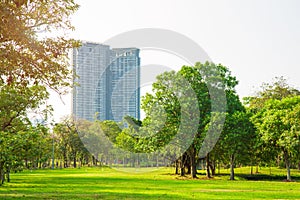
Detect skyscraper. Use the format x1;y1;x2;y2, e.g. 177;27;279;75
72;42;140;122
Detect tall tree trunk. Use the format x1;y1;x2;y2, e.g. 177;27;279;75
92;156;96;166
190;147;197;178
80;157;83;168
284;151;292;181
206;153;211;178
63;151;68;168
180;156;185;176
186;161;191;174
73;152;77;168
210;160;215;176
230;154;235;180
59;160;62;167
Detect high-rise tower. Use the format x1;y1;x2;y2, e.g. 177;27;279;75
72;42;140;122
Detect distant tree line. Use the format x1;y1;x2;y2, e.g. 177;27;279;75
2;56;300;185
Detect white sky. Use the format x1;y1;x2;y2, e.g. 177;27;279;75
50;0;300;122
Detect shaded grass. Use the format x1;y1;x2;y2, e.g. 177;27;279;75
198;166;300;181
0;167;299;199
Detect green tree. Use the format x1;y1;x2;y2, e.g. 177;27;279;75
0;84;49;185
246;77;300;174
100;120;122;144
21;124;51;169
134;62;237;178
0;84;49;132
245;76;300;111
54;117;87;168
253;96;300;181
0;0;79;184
219;111;256;180
206;90;257;180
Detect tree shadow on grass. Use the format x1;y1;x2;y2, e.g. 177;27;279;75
237;173;300;182
194;171;300;182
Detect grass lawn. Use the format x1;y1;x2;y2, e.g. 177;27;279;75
0;166;299;199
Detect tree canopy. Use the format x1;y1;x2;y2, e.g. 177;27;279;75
0;0;79;185
247;77;300;181
0;0;80;92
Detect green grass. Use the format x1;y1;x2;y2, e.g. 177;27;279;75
0;166;300;199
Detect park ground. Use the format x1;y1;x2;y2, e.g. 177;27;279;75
0;167;299;199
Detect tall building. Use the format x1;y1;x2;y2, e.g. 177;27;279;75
72;42;140;122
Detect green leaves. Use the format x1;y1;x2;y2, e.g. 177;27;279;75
251;95;300;180
246;77;300;111
0;83;49;132
0;0;79;184
255;96;300;150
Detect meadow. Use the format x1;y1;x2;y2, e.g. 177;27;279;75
0;166;299;199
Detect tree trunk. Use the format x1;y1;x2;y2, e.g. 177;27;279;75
63;151;68;168
286;163;291;181
180;166;185;176
209;160;215;176
73;152;77;168
284;151;292;181
180;156;185;176
175;160;179;175
80;158;83;168
230;154;235;180
206;153;211;178
186;162;191;174
190;148;197;178
0;162;4;185
6;168;10;183
92;156;96;166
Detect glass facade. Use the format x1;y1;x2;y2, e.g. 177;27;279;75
72;42;140;122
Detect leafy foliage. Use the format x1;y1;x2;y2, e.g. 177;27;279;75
0;0;79;185
0;0;80;92
252;96;300;180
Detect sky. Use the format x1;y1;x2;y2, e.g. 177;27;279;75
50;0;300;122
